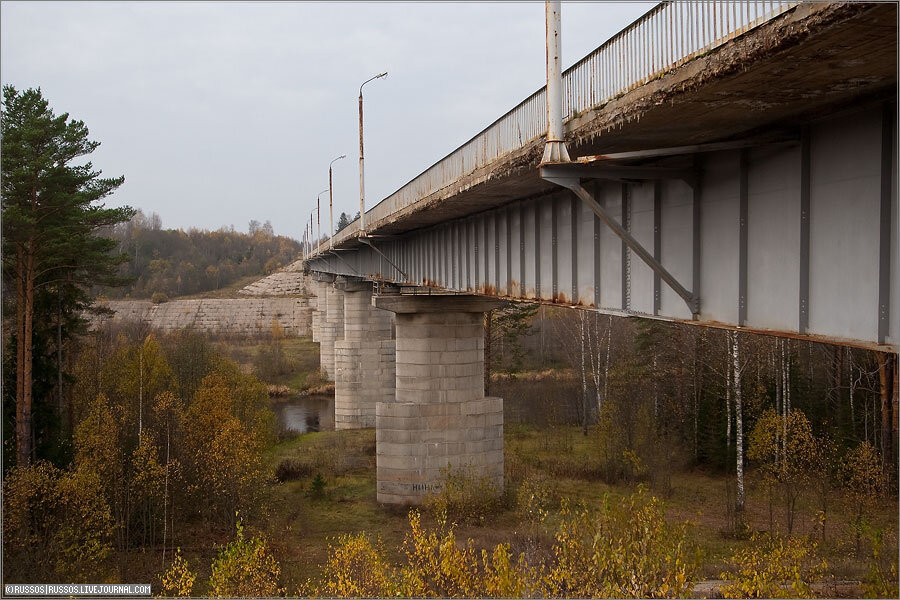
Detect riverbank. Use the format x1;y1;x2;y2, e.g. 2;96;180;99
259;424;896;597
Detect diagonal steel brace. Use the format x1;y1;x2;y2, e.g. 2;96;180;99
327;250;360;276
359;236;410;282
542;170;700;318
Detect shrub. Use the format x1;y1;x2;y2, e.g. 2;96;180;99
2;461;114;583
480;543;538;599
843;441;888;555
543;486;702;598
151;292;169;304
425;467;504;526
312;511;537;598
398;509;481;597
864;528;899;599
156;549;196;598
719;533;827;599
397;510;537;598
516;472;556;527
274;456;317;482
311;533;397;598
208;520;283;598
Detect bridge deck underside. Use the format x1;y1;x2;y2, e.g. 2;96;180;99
308;3;897;351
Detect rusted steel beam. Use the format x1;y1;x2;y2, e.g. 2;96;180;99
541;163;697;185
574;134;799;163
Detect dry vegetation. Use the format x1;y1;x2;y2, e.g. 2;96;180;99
3;310;897;598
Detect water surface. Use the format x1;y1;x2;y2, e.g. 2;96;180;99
270;393;334;435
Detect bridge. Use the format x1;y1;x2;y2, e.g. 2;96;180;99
303;1;898;505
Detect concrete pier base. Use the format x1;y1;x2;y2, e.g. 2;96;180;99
334;281;395;429
373;295;504;505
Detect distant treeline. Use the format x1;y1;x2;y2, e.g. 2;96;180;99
97;211;301;299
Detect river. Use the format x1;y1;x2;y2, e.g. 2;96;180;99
269;394;334;435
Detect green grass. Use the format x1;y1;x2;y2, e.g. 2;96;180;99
264;429;408;589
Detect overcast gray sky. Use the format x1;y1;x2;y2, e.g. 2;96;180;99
1;1;654;241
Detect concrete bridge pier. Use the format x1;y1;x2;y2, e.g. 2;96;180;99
318;282;345;381
373;294;504;505
310;278;330;344
333;280;396;429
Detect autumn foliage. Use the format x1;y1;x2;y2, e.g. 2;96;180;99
720;533;828;599
3;330;275;584
311;487;701;599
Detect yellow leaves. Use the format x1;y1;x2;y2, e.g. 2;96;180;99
116;334;174;415
864;527;900;598
207;520;283;598
2;461;114;583
399;509;538;598
181;372;271;522
73;393;121;484
843;441;887;502
311;488;702;599
312;511;537;599
622;449;648;479
516;473;555;528
481;543;537;599
544;486;701;598
312;533;396;598
748;408;818;484
131;433;165;490
719;533;827;599
157;549;196;598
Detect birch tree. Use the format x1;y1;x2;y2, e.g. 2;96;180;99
731;330;746;519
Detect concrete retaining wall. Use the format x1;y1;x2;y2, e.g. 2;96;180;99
90;298;312;337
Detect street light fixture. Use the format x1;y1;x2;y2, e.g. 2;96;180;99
328;155;346;248
359;71;388;236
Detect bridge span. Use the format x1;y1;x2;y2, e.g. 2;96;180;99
303;1;897;504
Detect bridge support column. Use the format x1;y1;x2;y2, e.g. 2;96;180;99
310;280;329;343
319;283;344;381
373;295;504;505
334;281;395;429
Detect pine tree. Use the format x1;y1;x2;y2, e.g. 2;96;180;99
2;86;133;467
335;211;351;233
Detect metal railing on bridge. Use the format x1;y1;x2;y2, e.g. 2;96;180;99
314;0;797;255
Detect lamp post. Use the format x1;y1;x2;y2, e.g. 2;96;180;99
315;189;328;254
309;211;315;258
307;209;315;258
359;72;387;236
541;0;570;164
328;155;346;248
